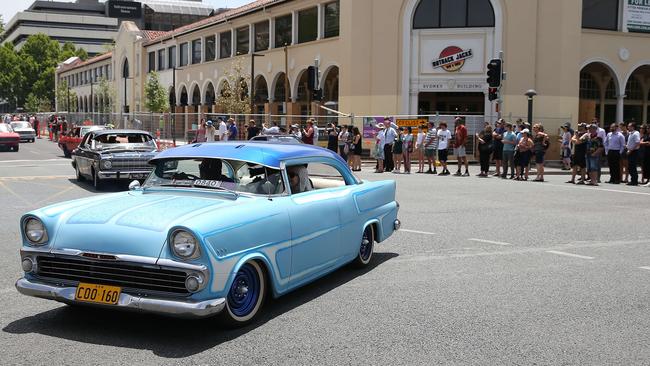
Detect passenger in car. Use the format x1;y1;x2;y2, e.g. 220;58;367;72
199;159;234;182
287;165;312;194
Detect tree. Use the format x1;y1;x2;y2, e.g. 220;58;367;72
61;42;88;61
56;80;77;111
216;60;251;114
25;93;52;113
144;71;169;113
96;76;116;114
0;43;24;110
0;15;4;35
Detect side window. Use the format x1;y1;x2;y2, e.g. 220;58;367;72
287;162;347;194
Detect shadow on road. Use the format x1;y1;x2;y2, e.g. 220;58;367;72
67;178;131;193
3;252;398;358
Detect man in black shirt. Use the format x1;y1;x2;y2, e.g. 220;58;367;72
246;120;261;140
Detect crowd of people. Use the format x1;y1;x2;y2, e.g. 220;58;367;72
367;116;650;187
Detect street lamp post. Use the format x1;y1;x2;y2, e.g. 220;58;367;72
250;53;264;113
90;80;94;122
172;65;176;146
525;89;537;124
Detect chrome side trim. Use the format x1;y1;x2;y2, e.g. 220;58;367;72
15;278;225;319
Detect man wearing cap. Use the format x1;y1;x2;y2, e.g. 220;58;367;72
604;123;625;184
626;122;641;186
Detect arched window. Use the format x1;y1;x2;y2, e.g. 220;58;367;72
579;72;600;100
413;0;494;29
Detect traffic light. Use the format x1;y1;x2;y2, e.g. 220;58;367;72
486;59;502;88
312;89;323;101
488;87;498;101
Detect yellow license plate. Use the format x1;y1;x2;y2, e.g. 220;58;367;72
75;283;121;305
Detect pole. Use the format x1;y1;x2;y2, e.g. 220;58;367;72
67;86;70;113
527;97;533;125
251;54;255;113
284;45;289;105
172;66;176;146
90;81;94;122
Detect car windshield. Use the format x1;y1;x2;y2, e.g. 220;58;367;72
144;158;286;196
10;122;30;129
92;133;156;150
81;126;104;136
0;124;13;133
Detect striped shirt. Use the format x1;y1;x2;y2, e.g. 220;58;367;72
424;128;438;150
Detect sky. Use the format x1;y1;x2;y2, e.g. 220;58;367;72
1;0;252;24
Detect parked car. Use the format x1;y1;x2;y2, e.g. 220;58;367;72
0;123;20;152
250;134;303;144
71;130;158;189
15;142;400;325
58;125;106;158
10;121;36;142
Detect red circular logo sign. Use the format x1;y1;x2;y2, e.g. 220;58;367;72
439;46;465;72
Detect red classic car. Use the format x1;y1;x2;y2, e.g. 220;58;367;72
0;123;20;152
58;125;105;158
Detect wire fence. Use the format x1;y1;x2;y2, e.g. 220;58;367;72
43;111;571;159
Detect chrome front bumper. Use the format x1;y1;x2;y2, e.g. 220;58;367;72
16;277;226;319
98;170;151;179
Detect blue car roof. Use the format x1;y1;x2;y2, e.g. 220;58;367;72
150;141;344;168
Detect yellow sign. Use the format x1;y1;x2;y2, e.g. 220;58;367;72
396;118;428;128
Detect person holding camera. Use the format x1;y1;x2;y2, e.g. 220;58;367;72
301;120;315;145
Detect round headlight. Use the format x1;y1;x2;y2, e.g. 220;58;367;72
24;218;48;245
171;230;199;259
185;275;203;292
102;160;112;169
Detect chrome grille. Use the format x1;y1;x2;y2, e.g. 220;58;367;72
36;256;189;296
110;159;152;171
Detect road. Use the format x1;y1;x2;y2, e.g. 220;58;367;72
1;139;649;365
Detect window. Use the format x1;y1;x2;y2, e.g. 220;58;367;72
192;39;202;64
324;1;340;38
579;72;600;100
158;49;166;70
412;0;494;29
236;26;250;55
254;21;269;51
180;42;189;66
148;52;156;72
298;7;318;43
275;14;292;47
582;0;618;31
287;162;347;194
220;31;232;58
168;46;176;68
205;35;216;61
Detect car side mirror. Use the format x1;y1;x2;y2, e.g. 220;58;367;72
128;180;141;191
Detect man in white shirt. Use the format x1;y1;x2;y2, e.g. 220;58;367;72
311;118;319;146
626;122;641;186
604;123;625;184
382;118;398;172
217;118;228;141
263;122;280;134
437;122;452;175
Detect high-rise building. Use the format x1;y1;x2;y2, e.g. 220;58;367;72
2;0;216;55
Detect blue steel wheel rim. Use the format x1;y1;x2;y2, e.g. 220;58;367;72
360;227;373;261
227;263;260;318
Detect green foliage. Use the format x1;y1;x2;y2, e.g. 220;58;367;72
0;33;88;110
25;93;52;113
216;60;251;114
96;76;116;113
144;71;169;113
56;80;78;111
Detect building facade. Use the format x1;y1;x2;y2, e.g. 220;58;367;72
3;0;214;55
56;0;650;136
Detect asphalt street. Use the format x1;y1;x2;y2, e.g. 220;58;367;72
0;139;649;365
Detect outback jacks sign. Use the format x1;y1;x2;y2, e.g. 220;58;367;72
432;46;474;72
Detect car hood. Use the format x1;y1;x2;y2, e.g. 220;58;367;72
37;191;246;258
13;127;35;132
0;132;19;138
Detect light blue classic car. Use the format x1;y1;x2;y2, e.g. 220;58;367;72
16;142;400;325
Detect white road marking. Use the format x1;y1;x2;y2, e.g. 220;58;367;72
639;266;650;271
400;229;436;235
468;238;512;246
0;159;66;163
0;175;74;181
546;250;594;260
547;182;650;197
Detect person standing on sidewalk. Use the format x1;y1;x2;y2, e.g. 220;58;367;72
453;117;470;176
502;123;517;179
437;122;452;175
492;120;505;177
567;124;588;184
402;127;413;174
476;124;493;177
374;123;386;173
626;122;641;186
604;123;625;184
392;128;404;173
559;122;573;170
205;120;216;142
640;124;650;186
383;118;397;172
532;123;549;182
584;124;605;186
424;121;438;174
416;125;426;173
